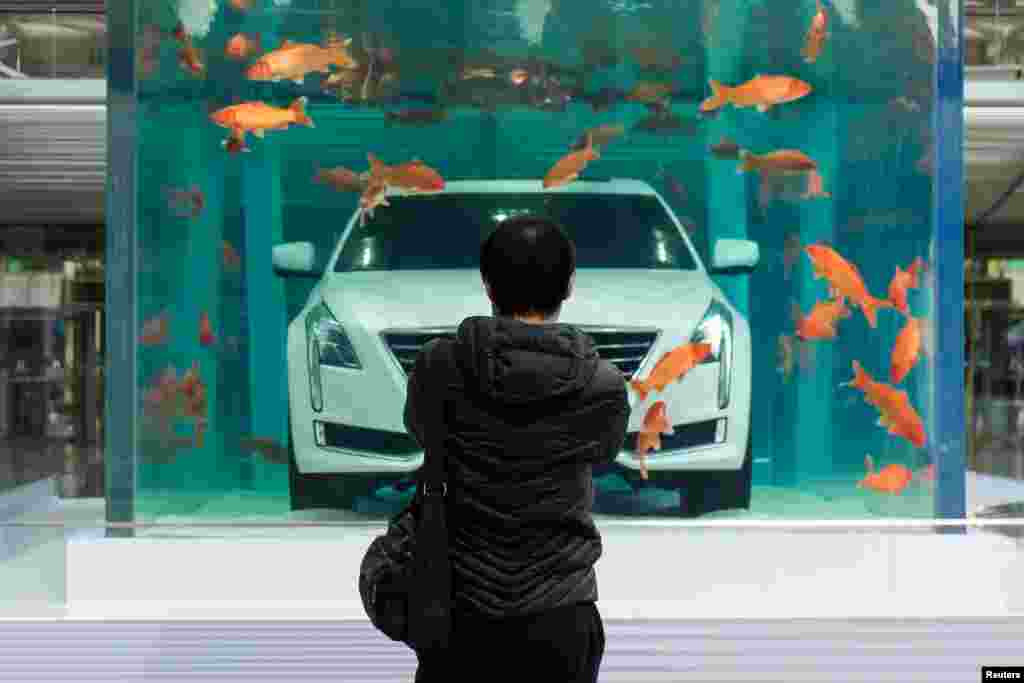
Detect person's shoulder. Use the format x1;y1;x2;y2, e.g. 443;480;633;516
589;358;628;401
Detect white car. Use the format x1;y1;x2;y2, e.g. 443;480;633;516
273;179;759;516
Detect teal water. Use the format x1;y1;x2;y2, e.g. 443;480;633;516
131;0;938;520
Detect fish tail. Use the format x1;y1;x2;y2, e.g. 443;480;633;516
737;149;754;173
700;79;728;113
328;37;354;67
846;360;871;390
861;295;892;328
367;152;386;177
290;96;314;127
629;379;648;402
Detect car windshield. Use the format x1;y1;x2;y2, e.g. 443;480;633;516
333;192;699;271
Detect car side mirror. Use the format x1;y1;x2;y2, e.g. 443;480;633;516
272;242;320;278
710;238;759;274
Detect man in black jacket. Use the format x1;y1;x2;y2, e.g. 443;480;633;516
405;215;631;683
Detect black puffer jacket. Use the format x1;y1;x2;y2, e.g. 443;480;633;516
403;315;631;619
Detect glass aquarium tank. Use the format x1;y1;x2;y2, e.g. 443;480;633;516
110;0;958;522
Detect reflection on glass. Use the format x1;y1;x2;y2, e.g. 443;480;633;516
966;256;1024;483
966;0;1024;72
0;11;105;79
0;226;105;499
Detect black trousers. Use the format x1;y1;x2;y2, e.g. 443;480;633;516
413;601;605;683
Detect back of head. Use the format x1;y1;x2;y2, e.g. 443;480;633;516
479;215;576;318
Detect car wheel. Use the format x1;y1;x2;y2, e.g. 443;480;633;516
287;415;383;511
675;438;753;518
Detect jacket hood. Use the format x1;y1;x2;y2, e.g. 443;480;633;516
455;316;600;406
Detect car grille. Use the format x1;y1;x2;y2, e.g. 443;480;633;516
381;325;660;380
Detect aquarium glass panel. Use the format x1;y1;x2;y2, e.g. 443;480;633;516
108;0;963;522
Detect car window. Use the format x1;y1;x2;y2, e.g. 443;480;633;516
333;192;699;271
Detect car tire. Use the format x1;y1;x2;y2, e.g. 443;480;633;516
675;437;753;518
287;415;382;511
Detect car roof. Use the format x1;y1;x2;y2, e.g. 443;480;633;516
384;179;659;196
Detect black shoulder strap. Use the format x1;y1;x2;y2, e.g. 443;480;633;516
417;338;454;499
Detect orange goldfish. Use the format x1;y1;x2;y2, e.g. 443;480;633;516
143;366;180;424
199;312;215;347
179;362;199;401
544;132;600;189
358;174;390;227
245;37;356;84
738;149;817;175
209;97;314;149
314;165;369;193
172;23;204;77
857;455;912;494
887;256;925;316
841;361;926;448
163;184;204;218
792;297;850;341
140;312;169;346
699;75;812;113
802;0;829;64
802;170;831;198
194;417;208;448
804;244;893;328
222;240;241;270
226;33;261;60
367;154;445;193
629;342;713;402
890;316;922;384
642;401;674;435
635;431;660;479
509;68;530;86
227;0;252;10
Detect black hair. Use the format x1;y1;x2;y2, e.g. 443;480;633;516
479;215;576;318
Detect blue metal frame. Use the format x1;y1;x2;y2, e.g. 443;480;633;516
934;0;966;527
104;0;136;538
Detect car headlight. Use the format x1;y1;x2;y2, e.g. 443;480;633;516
305;301;361;412
689;299;733;410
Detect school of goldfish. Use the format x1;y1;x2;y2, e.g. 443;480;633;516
144;3;936;491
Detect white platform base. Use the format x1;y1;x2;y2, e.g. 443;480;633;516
60;524;1024;621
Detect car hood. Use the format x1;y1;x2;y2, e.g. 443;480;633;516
319;269;715;330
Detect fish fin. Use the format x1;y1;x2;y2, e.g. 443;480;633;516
865;454;873;473
737;149;754;173
368;153;385;175
290;96;314;127
756;104;770;113
629;380;648;402
292;77;305;84
281;39;295;48
253;128;265;138
699;79;727;112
